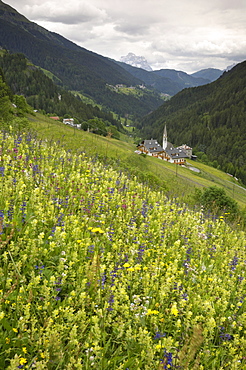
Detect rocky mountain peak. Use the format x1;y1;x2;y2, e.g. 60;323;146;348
120;52;152;71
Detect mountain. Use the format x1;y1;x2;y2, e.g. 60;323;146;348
116;61;212;95
119;54;218;88
138;61;246;184
0;1;163;118
115;61;181;95
153;69;210;88
191;68;223;82
120;53;153;71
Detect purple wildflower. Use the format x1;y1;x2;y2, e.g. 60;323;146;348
107;294;114;311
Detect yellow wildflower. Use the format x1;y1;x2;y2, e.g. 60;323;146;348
127;267;135;272
146;309;159;315
171;304;179;316
123;262;130;268
19;358;27;365
91;227;104;234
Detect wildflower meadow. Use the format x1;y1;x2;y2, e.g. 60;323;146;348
0;130;245;369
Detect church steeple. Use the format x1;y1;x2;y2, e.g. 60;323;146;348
163;124;167;150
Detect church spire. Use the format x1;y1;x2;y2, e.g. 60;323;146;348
163;124;167;150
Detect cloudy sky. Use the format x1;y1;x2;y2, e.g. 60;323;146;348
4;0;246;73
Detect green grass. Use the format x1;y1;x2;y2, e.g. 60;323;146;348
70;91;102;108
119;87;145;96
28;113;246;210
39;68;63;84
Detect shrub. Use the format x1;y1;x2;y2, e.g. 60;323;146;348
195;186;238;216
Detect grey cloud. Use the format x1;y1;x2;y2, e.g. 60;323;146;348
36;14;100;25
114;23;148;36
18;1;108;25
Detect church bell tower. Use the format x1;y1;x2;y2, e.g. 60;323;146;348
163;124;167;150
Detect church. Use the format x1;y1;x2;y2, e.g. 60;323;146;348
137;125;192;164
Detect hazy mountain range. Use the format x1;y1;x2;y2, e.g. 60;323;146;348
119;52;223;84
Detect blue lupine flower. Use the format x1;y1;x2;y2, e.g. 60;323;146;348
154;332;166;340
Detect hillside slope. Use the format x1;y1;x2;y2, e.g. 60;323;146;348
0;128;245;369
138;61;246;184
27;112;246;211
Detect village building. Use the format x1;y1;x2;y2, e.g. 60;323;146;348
137;139;164;158
63;118;74;125
137;125;191;165
63;118;81;129
176;144;192;159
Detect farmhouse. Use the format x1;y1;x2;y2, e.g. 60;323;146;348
137;125;191;164
63;118;74;125
176;144;192;159
137;139;164;158
63;118;81;129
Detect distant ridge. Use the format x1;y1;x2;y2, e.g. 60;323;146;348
116;61;213;95
191;68;223;82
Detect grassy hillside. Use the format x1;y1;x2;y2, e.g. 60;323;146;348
0;127;245;369
28;114;246;212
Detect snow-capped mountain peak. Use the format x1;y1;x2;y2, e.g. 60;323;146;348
120;52;152;71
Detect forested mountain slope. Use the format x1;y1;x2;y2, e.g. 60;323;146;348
138;61;246;184
0;51;123;134
0;1;162;117
0;65;13;123
153;69;210;89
